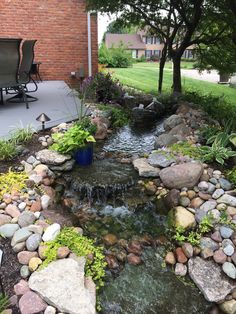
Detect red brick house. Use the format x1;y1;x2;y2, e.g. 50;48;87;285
0;0;98;83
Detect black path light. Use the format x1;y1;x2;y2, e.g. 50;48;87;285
36;113;51;131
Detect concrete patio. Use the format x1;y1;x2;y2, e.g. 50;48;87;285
0;81;82;138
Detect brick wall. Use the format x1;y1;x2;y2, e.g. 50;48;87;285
0;0;98;83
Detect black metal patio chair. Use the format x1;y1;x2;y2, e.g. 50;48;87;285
0;38;29;109
7;39;38;103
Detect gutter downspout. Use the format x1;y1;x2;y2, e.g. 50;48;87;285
87;12;92;77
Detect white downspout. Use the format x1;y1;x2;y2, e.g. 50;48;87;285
87;12;92;77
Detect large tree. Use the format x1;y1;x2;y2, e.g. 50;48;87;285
87;0;229;94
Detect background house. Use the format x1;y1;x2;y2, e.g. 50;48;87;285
105;30;194;60
0;0;98;83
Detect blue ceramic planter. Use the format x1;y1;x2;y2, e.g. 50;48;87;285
74;143;94;166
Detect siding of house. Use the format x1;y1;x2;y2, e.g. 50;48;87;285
0;0;98;83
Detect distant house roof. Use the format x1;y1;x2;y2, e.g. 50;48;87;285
105;33;146;50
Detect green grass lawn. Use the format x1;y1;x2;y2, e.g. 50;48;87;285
108;62;236;106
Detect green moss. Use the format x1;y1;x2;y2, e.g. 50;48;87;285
169;142;202;160
41;227;107;291
0;170;28;201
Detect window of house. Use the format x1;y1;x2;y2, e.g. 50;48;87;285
145;50;152;58
146;37;152;44
154;50;161;56
142;36;146;44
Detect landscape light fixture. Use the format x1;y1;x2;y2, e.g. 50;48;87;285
36;113;51;131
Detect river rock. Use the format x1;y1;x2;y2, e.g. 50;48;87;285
213;249;227;264
148;152;175;168
11;228;32;247
188;257;236;302
0;224;19;238
175;263;187;276
211;231;222;243
220;226;234;239
20;265;30;279
182;243;193;258
36;149;71;165
190;197;204;209
173;206;196;230
29;258;96;314
200;200;217;212
41;195;51;210
26;234;42;251
200;237;219;252
18;251;38;265
220;300;236;314
155;133;178;148
127;253;142;265
19;291;47;314
212;189;225;200
18;212;36;228
103;234;118;246
165;252;176;265
159;162;203;189
42;223;61;242
5;204;20;218
219;178;232;191
217;195;236;207
14;280;30;296
133;158;160;177
44;306;56;314
175;247;187;263
223;262;236;279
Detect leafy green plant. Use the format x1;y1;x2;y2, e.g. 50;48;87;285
51;124;96;155
169;142;202;160
199;215;214;234
226;167;236;187
173;227;201;246
0;170;28;201
198;125;222;143
41;227;107;290
76;117;97;135
10;123;35;144
0;294;9;312
0;139;18;161
198;139;236;165
99;42;133;68
98;104;130;128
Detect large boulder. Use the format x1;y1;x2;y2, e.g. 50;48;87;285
188;257;236;302
159;162;203;189
133;158;160;177
29;258;96;314
154;133;178;148
36;149;71;165
92;117;110;140
163;114;183;131
148;152;175;168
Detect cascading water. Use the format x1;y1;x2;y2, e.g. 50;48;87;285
60;121;211;314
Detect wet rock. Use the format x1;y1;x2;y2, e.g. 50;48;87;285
223;262;236;279
175;263;187;276
133;158;160;177
14;279;30;296
29;258;96;314
42;223;61;242
19;291;47;314
188;257;236;302
0;224;19;238
175;247;187;263
26;234;42;251
36;149;71;165
217;195;236;207
165;252;176;265
174;206;196;230
127;253;142;265
159;162;203;189
103;234;118;246
18;211;36;228
148;152;175;168
219;300;236;314
213;249;227;264
11;228;32;247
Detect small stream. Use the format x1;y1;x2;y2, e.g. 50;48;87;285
61;121;211;313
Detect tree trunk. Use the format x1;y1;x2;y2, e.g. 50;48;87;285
172;56;182;94
158;45;168;94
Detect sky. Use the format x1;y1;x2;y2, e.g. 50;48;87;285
97;14;115;43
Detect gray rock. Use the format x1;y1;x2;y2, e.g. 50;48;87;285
155;134;178;148
220;226;234;239
198;181;209;192
219;178;232;191
20;265;30;279
188;257;236;302
200;200;217;212
13;242;26;253
212;189;225;199
18;212;36;228
36;149;71;165
133;158;160;177
168;124;191;140
175;263;187;276
163;114;183;131
209;178;218;185
27;156;37;165
26;234;42;251
217;194;236;207
206;183;216;194
147;152;175;168
41;195;51;210
0;214;12;226
11;228;32;247
159;162;203;189
49;159;75;172
29;258;96;314
195;209;208;223
200;237;219;252
223;244;235;256
179;196;190;207
0;224;19;238
223;262;236;279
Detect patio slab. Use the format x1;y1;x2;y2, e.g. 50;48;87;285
0;81;82;138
